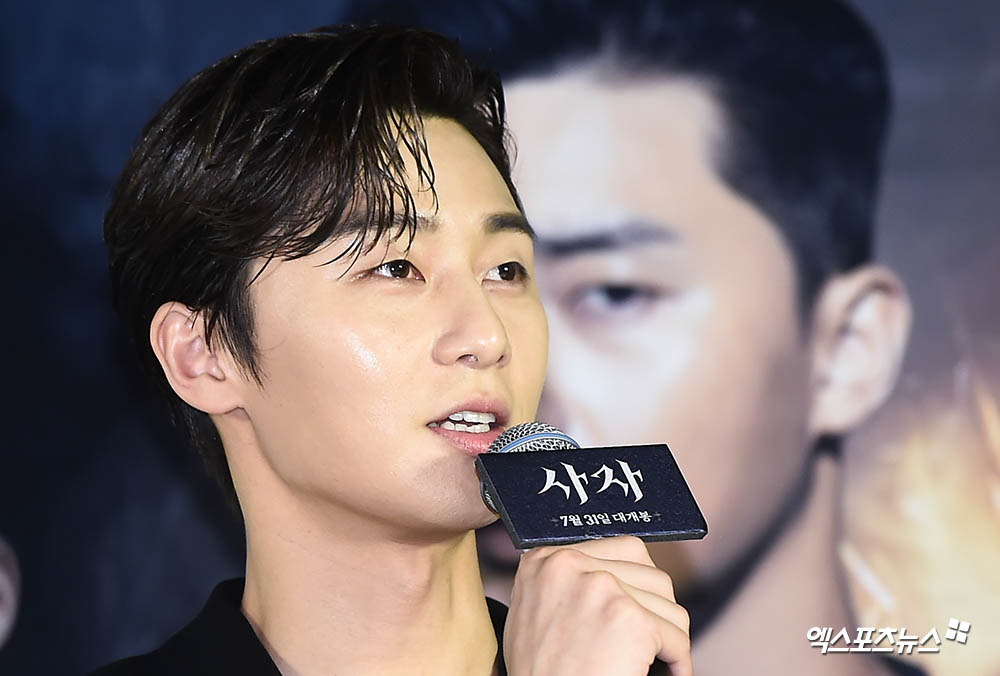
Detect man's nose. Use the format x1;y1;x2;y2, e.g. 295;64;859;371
431;279;511;368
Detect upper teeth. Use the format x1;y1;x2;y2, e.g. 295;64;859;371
448;410;496;424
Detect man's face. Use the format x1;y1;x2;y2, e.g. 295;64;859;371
503;70;816;590
235;117;548;540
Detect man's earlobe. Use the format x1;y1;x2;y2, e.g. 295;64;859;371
149;302;242;415
807;265;912;437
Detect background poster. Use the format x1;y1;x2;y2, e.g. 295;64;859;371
1;1;997;673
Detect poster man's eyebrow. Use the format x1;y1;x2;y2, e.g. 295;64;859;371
535;222;679;257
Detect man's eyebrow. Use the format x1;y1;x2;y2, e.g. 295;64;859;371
339;210;533;241
535;222;679;257
413;212;437;232
485;212;535;239
417;212;532;237
336;210;430;236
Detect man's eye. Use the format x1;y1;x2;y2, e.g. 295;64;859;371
485;262;529;283
372;259;422;280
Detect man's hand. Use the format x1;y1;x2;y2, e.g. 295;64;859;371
504;536;692;676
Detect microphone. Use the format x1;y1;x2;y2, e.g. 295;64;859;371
476;422;707;549
479;422;581;512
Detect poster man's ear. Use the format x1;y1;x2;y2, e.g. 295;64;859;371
807;265;912;437
149;302;244;415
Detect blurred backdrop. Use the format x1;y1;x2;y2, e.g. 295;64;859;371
0;1;997;674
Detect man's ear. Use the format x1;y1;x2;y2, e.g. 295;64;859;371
150;302;244;415
807;265;912;437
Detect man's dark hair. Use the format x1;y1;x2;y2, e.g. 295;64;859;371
104;25;517;508
344;0;891;317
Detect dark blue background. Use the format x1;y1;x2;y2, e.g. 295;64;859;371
0;4;344;672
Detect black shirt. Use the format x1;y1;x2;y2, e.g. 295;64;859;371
90;578;509;675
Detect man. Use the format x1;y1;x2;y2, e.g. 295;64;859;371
343;1;914;674
93;25;692;675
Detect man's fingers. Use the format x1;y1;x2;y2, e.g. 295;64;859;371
599;589;692;676
559;535;656;566
577;557;677;602
510;539;692;676
613;578;689;635
646;606;694;676
523;545;676;602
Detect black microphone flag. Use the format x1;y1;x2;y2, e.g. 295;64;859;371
476;423;708;549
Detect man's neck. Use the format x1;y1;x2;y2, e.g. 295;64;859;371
240;501;498;676
692;454;892;676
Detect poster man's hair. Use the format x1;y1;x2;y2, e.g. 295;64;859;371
347;0;891;317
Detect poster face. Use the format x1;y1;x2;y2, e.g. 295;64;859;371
460;4;1000;673
1;2;997;675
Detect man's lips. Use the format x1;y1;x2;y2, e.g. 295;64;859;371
426;396;510;455
429;424;505;455
427;396;510;428
427;395;510;427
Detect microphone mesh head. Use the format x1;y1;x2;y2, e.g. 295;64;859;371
487;421;581;453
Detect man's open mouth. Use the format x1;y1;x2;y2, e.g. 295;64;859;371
428;410;497;434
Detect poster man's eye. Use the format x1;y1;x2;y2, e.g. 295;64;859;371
599;286;643;303
571;284;662;321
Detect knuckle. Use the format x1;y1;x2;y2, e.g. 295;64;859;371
519;546;548;567
544;546;586;573
585;569;622;596
526;544;558;560
617;535;651;562
605;594;642;628
655;570;676;598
